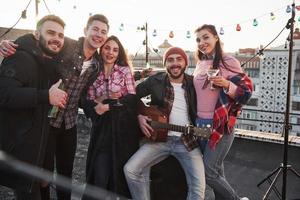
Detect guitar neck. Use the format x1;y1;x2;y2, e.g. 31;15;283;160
150;121;188;133
149;120;211;139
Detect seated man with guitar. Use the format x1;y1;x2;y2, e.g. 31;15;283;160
124;47;209;200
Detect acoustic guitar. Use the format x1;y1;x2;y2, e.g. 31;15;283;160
138;103;211;142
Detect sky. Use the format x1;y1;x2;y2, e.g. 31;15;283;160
0;0;299;55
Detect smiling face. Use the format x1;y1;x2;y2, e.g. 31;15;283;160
101;39;119;65
196;28;219;56
84;20;108;50
35;20;64;56
165;53;186;81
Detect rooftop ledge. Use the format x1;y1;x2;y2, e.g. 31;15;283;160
235;128;300;147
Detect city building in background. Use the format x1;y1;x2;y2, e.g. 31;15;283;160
236;28;300;136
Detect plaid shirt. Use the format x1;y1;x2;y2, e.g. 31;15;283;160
164;76;199;151
50;42;99;129
88;64;136;100
163;75;190;118
209;73;253;149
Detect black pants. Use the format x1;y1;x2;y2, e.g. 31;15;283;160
42;124;77;200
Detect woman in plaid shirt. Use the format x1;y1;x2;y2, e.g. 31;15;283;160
82;35;140;199
193;24;253;200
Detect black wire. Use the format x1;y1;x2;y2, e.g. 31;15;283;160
148;42;163;59
241;25;287;68
131;45;144;61
0;0;32;39
42;0;51;13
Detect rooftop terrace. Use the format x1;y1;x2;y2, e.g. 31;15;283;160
0;114;299;200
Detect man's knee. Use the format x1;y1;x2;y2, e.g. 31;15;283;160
123;161;137;179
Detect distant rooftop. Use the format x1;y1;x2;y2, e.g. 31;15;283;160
0;27;32;41
158;39;172;49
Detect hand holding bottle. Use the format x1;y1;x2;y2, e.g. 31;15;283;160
49;79;68;108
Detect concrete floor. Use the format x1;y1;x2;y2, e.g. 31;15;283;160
1;114;300;200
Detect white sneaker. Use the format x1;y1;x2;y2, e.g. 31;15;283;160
240;197;249;200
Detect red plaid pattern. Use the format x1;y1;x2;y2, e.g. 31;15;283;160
209;73;253;149
88;65;136;100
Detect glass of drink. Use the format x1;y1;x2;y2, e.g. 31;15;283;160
110;88;123;107
206;68;220;90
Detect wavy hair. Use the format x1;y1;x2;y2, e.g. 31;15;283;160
100;35;132;72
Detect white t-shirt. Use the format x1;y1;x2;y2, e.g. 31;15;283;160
168;82;190;137
80;60;92;76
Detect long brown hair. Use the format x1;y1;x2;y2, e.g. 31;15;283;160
195;24;225;69
100;35;132;72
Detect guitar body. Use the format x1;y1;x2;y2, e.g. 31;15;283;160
138;102;211;143
138;103;169;142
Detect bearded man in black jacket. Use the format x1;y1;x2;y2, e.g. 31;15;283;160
0;15;67;200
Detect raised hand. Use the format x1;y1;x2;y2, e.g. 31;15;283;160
208;76;230;90
49;79;68;108
0;40;18;57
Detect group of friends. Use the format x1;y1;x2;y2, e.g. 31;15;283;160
0;13;253;200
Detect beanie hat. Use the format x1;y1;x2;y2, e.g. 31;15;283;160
163;47;188;66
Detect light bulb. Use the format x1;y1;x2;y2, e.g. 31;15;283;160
119;23;124;31
286;5;291;13
270;12;275;20
152;29;157;37
236;24;241;31
219;27;224;35
21;10;27;19
253;19;258;26
169;31;174;38
186;31;191;38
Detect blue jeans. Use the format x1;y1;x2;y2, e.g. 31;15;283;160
124;136;205;200
196;118;239;200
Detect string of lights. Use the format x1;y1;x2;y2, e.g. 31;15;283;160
110;3;299;38
0;0;32;39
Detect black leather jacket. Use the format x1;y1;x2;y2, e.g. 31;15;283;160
136;72;197;126
56;37;101;87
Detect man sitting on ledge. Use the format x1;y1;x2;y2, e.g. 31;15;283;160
124;47;206;200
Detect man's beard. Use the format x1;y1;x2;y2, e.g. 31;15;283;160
167;65;186;80
39;36;60;57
